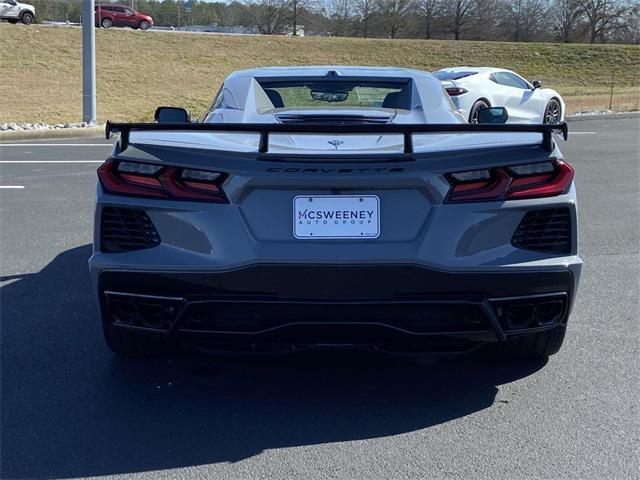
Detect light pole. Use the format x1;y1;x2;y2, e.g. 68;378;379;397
82;0;97;125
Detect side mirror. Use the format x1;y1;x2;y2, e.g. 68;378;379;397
154;106;191;123
532;80;542;89
477;106;509;124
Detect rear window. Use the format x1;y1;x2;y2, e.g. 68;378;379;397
256;78;411;109
433;71;477;81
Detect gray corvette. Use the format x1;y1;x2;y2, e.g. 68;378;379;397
90;66;581;358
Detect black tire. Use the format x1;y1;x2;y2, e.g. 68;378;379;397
20;11;34;25
102;322;170;357
139;20;151;30
469;100;490;124
101;17;113;28
543;98;562;124
492;326;567;359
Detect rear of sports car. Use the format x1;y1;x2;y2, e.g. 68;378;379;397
89;132;581;358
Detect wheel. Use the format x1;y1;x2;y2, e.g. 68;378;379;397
491;326;567;359
139;20;151;30
102;321;170;357
8;19;18;24
20;11;34;25
543;99;562;124
469;100;490;124
101;17;113;28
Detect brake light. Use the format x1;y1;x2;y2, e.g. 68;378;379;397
445;87;468;96
98;160;228;202
446;160;573;203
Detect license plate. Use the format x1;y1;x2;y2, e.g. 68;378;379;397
294;195;380;239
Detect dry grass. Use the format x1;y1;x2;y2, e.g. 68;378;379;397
1;24;639;123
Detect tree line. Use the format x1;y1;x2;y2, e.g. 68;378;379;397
29;0;640;44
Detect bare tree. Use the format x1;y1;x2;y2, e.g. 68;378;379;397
416;0;439;38
502;0;547;41
580;0;628;42
551;0;584;42
614;2;640;44
473;0;502;40
288;0;303;35
245;0;287;34
376;0;414;38
441;0;476;40
353;0;377;36
324;0;353;36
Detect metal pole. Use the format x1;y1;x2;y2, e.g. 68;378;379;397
82;0;97;125
609;73;614;110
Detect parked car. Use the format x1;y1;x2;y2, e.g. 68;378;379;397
92;66;579;360
94;4;152;30
434;67;565;124
0;0;35;24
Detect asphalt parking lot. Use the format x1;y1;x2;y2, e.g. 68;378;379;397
1;117;638;480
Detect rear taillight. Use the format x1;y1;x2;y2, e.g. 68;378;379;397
98;160;228;202
446;160;573;203
445;87;468;96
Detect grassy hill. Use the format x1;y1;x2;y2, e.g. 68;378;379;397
1;24;638;124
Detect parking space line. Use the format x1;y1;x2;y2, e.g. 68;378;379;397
0;160;103;164
0;186;25;189
0;144;111;147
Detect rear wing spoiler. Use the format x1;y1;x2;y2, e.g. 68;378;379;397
105;121;568;154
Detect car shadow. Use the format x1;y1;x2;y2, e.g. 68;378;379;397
1;244;547;479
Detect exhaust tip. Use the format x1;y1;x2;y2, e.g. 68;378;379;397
104;291;184;331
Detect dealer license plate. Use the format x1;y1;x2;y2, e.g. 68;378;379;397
293;195;380;239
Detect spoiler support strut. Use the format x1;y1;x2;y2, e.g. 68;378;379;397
105;121;568;154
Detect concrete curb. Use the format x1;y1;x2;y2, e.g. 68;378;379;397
0;126;105;142
566;112;639;122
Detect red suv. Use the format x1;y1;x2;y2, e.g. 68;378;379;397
94;4;153;30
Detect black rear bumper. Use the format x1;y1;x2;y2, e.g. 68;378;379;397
99;265;573;353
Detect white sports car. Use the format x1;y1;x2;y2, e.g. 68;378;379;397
433;67;565;125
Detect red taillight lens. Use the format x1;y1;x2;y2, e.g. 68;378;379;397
506;161;574;200
445;87;468;96
446;160;573;203
98;160;228;202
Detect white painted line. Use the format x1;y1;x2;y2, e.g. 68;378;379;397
0;160;103;164
0;143;111;147
0;186;25;189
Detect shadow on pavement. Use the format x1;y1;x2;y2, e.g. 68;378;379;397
1;244;547;479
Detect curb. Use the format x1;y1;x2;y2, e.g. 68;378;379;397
566;112;639;122
0;126;105;142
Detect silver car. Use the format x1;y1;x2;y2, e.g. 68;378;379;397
90;66;581;358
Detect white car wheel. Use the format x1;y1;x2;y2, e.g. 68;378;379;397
543;99;562;124
20;12;34;25
469;100;490;124
101;18;113;28
139;21;150;30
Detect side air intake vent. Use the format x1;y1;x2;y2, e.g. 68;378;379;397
511;208;571;254
101;207;160;253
